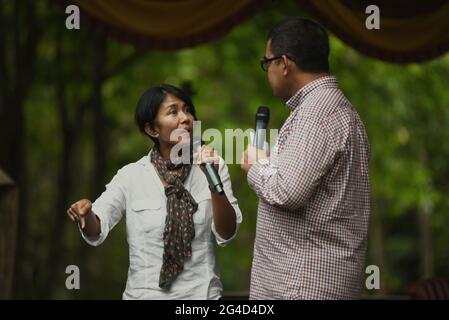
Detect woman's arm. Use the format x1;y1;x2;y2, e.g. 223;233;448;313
210;191;237;240
67;199;101;237
195;145;238;240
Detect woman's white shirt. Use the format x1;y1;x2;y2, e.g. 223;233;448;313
79;150;243;299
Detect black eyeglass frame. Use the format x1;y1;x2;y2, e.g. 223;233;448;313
260;55;295;72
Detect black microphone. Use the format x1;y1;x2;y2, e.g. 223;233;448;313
204;162;223;194
192;139;224;194
254;106;270;149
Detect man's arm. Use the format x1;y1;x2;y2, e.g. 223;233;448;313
243;116;336;211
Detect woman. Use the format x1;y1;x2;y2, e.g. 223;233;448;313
67;84;242;299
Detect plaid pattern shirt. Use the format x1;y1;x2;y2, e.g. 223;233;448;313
247;76;371;299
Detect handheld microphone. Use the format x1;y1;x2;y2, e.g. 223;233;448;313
204;162;223;194
254;106;270;149
192;139;224;194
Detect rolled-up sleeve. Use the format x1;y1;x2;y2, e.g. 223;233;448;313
247;115;337;212
211;158;243;246
80;169;126;246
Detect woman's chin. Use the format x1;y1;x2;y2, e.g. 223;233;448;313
172;135;191;146
168;136;193;164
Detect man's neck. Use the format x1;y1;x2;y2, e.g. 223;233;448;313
287;72;330;99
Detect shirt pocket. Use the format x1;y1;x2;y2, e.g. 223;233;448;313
131;198;165;233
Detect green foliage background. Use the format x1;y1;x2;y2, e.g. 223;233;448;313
4;0;449;298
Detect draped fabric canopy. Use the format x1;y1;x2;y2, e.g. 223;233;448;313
68;0;273;50
297;0;449;63
65;0;449;63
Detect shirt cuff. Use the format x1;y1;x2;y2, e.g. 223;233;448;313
79;210;107;247
247;158;269;192
211;220;241;247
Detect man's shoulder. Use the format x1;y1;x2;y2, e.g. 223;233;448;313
304;87;360;124
296;97;363;143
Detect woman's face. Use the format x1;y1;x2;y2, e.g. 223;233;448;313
147;93;194;147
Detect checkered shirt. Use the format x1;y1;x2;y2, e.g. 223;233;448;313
247;76;371;299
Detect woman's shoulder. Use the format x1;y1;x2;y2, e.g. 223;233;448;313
115;154;151;176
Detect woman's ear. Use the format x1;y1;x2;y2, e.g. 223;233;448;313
144;123;159;138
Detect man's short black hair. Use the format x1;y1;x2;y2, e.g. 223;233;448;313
135;84;197;147
268;17;330;73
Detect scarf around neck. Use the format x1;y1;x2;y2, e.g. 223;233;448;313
150;147;198;289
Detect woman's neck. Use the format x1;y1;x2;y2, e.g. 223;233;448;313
157;143;172;161
157;141;191;165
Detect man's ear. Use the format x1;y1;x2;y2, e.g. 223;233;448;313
144;123;159;138
281;55;290;76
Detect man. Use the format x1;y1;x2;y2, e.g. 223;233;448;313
241;17;371;299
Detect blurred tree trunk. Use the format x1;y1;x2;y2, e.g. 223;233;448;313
418;203;433;278
0;0;41;299
74;33;109;299
0;170;19;299
40;25;77;299
92;34;108;197
418;150;433;279
370;198;387;295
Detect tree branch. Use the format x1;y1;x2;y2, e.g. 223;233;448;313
102;50;145;81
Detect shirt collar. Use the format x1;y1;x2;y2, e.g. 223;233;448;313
286;75;338;112
136;149;154;166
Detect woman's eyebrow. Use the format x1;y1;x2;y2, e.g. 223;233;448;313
165;102;186;109
164;103;178;110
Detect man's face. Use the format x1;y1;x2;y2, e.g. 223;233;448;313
265;39;284;98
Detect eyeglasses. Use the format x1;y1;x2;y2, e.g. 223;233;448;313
260;55;296;72
260;56;281;72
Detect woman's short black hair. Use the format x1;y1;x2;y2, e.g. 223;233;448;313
135;84;197;147
268;17;329;73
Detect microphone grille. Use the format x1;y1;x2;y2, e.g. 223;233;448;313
256;106;270;121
